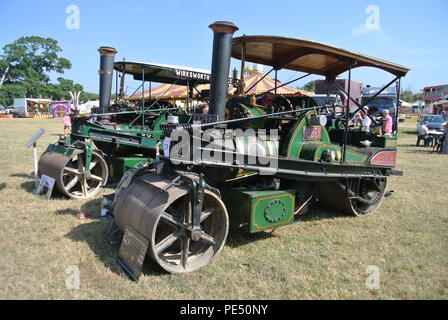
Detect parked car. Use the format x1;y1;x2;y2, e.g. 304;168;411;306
441;114;448;122
417;114;445;131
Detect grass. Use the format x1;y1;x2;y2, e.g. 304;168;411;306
0;117;447;300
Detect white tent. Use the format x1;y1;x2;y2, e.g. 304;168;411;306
77;100;99;114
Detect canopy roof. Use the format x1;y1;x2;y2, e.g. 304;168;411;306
114;61;211;86
232;36;410;78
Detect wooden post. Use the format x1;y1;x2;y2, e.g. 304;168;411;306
33;142;39;189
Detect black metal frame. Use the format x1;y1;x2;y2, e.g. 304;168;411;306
236;55;403;165
117;63;213;128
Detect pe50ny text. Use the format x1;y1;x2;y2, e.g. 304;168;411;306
180;304;269;317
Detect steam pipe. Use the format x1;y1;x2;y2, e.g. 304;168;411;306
208;21;239;120
98;46;117;114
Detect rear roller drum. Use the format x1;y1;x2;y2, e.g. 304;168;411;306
114;173;229;273
317;178;387;216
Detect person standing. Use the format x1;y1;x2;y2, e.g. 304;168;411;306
63;113;71;135
382;110;393;137
361;106;372;133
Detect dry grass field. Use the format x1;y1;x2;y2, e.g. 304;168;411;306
0;117;447;300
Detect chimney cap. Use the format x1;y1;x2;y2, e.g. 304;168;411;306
98;46;117;57
209;21;239;34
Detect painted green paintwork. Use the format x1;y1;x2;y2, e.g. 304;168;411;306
300;141;367;164
282;111;328;157
224;188;295;233
46;144;76;158
282;111;367;164
236;103;266;128
108;157;154;182
71;141;93;178
70;117;164;149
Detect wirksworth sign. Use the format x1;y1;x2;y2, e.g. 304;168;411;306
174;68;237;85
174;69;210;81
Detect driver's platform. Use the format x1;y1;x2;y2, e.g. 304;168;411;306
329;128;395;153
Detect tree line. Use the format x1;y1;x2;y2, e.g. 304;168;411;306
0;36;98;106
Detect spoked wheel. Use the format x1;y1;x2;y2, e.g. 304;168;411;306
113;173;229;274
38;149;108;200
60;151;108;199
317;178;387;216
151;191;228;273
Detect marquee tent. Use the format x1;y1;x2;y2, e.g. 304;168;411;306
129;72;310;100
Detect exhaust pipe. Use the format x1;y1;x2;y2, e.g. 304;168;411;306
98;46;117;114
208;21;239;121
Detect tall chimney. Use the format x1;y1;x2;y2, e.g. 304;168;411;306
208;21;239;120
98;46;117;114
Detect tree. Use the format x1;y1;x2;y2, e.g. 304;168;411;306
79;92;99;102
413;92;423;101
400;89;424;102
0;36;88;106
0;83;27;105
299;80;315;92
1;36;71;84
400;90;414;102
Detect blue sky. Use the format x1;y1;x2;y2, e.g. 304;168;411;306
0;0;447;95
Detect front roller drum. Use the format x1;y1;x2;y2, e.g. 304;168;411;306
113;173;229;274
38;149;108;200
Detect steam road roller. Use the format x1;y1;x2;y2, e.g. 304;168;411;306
38;48;218;199
111;21;409;274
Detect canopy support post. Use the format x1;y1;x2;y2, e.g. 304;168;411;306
395;78;401;134
141;67;145;128
274;69;278;95
186;80;190;110
342;65;352;164
119;58;126;99
115;69;118;102
239;41;246;94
